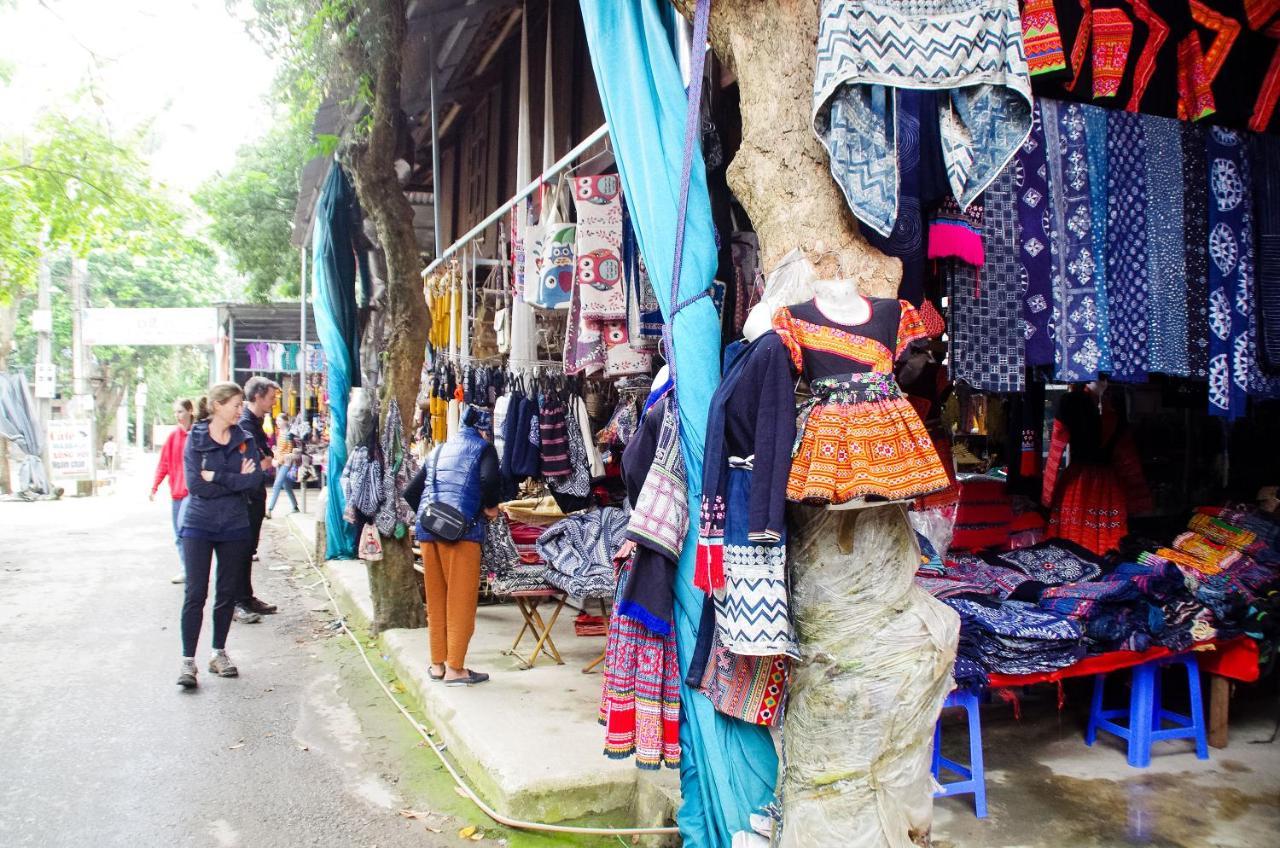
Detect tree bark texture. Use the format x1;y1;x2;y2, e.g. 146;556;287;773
677;0;901;292
339;0;427;633
672;2;956;844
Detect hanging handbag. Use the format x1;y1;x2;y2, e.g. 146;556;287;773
417;445;474;542
481;512;521;577
358;523;384;561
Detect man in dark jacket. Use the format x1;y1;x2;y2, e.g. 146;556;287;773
237;376;281;620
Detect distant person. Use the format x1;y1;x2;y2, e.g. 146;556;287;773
404;406;499;687
103;436;118;471
177;382;264;688
236;376;281;620
268;443;307;517
151;398;194;584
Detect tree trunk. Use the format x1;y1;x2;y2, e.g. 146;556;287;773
0;297;17;494
675;2;954;844
340;0;428;633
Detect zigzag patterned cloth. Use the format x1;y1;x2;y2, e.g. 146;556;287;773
812;0;1033;236
712;467;799;659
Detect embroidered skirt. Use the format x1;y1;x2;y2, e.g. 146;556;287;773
1048;464;1127;556
599;556;681;770
788;373;951;505
712;465;799;658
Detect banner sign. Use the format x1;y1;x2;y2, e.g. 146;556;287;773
83;308;218;346
47;419;94;480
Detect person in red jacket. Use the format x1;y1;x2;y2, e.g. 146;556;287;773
152;398;194;583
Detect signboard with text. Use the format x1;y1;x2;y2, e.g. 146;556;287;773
83;308;218;347
34;363;56;399
47;419;94;480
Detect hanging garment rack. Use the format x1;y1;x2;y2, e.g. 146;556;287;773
422;123;610;277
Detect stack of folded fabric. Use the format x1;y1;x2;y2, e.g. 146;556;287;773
944;598;1085;676
915;553;1031;601
489;520;553;595
993;539;1105;586
952;655;989;690
536;507;628;599
1039;578;1148;653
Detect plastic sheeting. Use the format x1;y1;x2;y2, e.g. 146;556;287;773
312;164;362;559
780;504;958;848
578;3;778;847
0;373;49;494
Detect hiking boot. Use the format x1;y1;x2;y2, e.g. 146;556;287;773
177;660;198;689
208;652;239;678
234;607;263;624
243;597;277;615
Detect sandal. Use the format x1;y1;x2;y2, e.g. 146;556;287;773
445;670;490;687
428;665;445;682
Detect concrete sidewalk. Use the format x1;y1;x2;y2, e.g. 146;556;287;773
299;514;680;831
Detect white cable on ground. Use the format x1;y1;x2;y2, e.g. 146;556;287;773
284;515;680;838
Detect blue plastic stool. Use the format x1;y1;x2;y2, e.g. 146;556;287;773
1086;653;1209;767
933;688;987;817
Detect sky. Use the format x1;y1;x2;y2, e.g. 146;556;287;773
0;0;279;192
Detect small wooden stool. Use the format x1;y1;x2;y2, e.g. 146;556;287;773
506;589;568;668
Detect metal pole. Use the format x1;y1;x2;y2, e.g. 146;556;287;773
35;243;53;486
422;123;610;276
299;244;309;513
428;30;444;260
70;255;96;494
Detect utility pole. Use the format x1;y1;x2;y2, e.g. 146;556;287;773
69;255;96;493
34;245;54;486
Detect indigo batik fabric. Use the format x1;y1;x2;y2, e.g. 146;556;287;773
1206;127;1251;420
1141;112;1189;377
1184;122;1211;379
1016;101;1057;368
1104;110;1151;383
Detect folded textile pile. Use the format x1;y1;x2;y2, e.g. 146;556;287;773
916;553;1031;601
994;539;1105;585
1039;578;1148;652
488;520;553;595
536;507;628;599
952;655;989;690
944;598;1085;675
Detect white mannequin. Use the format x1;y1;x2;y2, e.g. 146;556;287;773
811;276;871;326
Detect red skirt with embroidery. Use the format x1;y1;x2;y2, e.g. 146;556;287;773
1048;464;1128;556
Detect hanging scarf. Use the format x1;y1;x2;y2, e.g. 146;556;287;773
1141;112;1189;377
1083;103;1114;373
1207;127;1252;420
1185;122;1212;380
1016;100;1057;368
1104;109;1151;383
949;166;1025;393
375;398;417;538
1253;133;1280;373
1043;99;1105;381
811;0;1033;237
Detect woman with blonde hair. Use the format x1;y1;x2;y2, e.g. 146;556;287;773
176;382;264;688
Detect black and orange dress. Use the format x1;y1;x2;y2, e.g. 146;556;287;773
773;297;951;506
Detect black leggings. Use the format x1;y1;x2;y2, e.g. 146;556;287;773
181;537;252;656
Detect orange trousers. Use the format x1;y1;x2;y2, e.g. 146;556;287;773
419;540;482;669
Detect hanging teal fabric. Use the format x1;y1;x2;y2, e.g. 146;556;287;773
312;163;361;559
579;3;778;847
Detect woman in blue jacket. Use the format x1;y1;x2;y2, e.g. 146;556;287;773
176;382;264;688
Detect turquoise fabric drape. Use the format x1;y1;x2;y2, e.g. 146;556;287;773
578;4;778;847
312;164;361;559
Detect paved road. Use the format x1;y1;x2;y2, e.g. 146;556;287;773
0;460;458;848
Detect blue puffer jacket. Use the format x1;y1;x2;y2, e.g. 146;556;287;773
416;427;492;544
182;420;265;540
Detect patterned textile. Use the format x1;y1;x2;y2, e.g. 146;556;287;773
1047;464;1128;556
774;298;949;505
1022;0;1067;75
953;655;989;689
563;277;605;376
1090;7;1133;98
573;174;625;319
811;0;1032;236
787;374;950;504
943;553;1030;599
548;404;592;498
1175;531;1244;572
627;402;689;563
1188;512;1258;552
1206;127;1253;419
536;507;628;599
1083;103;1114;373
697;640;788;727
537;399;572;478
928;195;985;266
713;466;799;658
531;223;575;310
375;398;417;538
1016;101;1057;368
600;555;681;769
1177;30;1216;122
1043;99;1105;381
995;540;1104;585
1254;134;1280;371
946;598;1085;674
1185;122;1212;379
1104;109;1151;383
949;166;1025;392
1141;113;1189;377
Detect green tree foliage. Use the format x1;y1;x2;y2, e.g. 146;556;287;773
195;116;311;301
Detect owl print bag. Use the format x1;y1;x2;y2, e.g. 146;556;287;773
572;173;626;320
529;177;575;310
